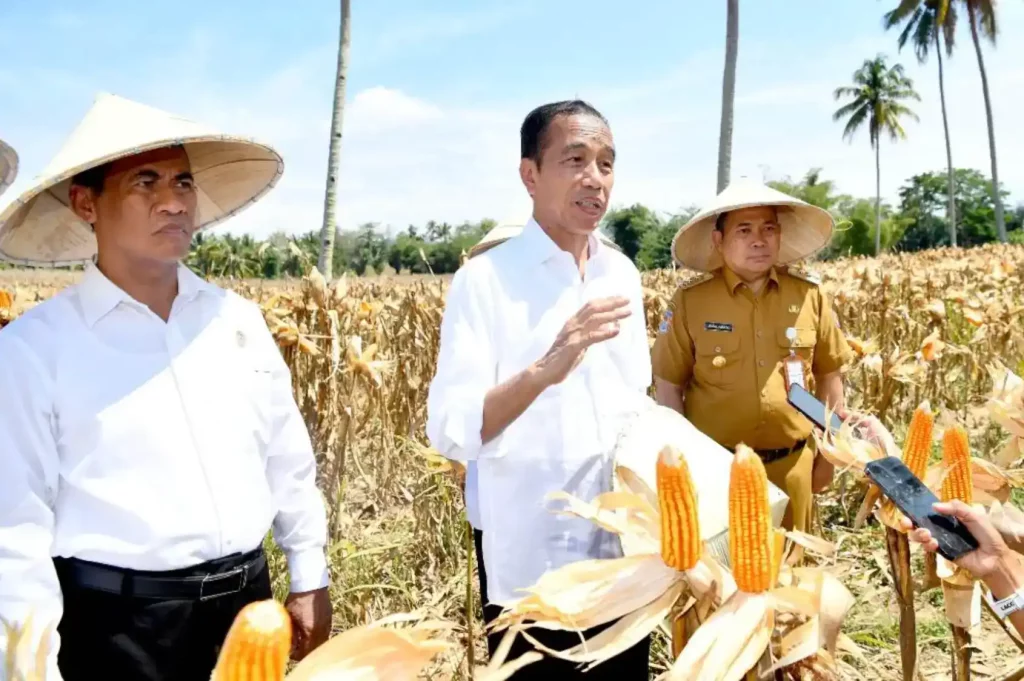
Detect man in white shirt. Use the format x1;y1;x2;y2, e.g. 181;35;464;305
0;94;331;680
427;100;653;677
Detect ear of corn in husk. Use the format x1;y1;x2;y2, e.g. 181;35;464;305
658;446;702;571
212;599;292;681
729;446;774;594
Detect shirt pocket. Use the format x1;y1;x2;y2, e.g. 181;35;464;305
693;331;742;388
775;326;817;365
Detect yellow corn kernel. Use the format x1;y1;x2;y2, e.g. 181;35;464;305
656;446;701;571
941;424;973;505
729;445;773;593
902;402;935;480
212;599;292;681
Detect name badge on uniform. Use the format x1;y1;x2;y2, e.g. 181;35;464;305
784;328;805;389
705;321;733;332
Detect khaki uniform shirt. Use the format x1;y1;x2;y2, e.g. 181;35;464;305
651;265;854;452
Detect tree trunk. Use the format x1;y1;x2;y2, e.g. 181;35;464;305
967;5;1006;243
716;0;739;194
318;0;352;279
874;140;882;256
936;30;956;248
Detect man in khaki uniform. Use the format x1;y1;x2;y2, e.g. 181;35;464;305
651;178;854;534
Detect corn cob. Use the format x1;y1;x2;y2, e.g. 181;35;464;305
212;599;292;681
657;446;701;571
729;445;773;593
941;425;973;505
901;403;935;480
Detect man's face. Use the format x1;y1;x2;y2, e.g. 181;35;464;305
520;113;615;237
70;146;198;265
712;206;781;277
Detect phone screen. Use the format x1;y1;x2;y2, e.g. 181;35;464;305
864;457;979;560
786;384;844;435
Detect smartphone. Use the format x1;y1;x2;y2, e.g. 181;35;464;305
863;456;980;561
786;384;845;435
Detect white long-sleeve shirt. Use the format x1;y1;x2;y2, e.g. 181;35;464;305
0;263;329;679
426;218;652;604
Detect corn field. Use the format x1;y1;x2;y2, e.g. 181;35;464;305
3;243;1024;679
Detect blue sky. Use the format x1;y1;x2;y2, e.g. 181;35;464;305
1;1;1022;240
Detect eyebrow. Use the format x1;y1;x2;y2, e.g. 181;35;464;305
130;169;194;182
560;142;617;161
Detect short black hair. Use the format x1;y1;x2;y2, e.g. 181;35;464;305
520;100;609;165
715;212;728;232
70;162;113;195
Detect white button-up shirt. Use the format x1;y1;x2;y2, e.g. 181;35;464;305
427;218;652;604
0;263;329;678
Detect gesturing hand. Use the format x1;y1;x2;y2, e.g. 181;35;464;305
535;297;632;387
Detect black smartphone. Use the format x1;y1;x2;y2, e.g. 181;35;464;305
863;456;980;561
786;384;845;435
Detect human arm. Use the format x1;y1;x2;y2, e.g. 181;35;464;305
901;500;1024;638
258;317;331;659
810;291;855;492
0;331;64;681
427;267;632;459
650;291;694;414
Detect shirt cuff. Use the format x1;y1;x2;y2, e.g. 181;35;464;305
286;547;330;593
442;392;486;458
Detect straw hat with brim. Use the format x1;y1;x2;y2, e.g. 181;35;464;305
469;220;621;259
671;178;834;272
0;92;283;266
0;139;17;196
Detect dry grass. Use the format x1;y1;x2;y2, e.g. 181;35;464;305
3;243;1024;679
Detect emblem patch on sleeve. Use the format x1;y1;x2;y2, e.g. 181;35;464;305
704;321;733;332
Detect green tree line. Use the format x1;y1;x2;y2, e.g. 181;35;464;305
175;165;1023;281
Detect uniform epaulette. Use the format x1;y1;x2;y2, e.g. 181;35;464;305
676;271;715;292
784;265;821;286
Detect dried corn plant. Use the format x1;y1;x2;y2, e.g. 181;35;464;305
3;243;1024;676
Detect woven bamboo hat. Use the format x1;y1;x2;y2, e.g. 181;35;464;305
469;218;621;258
0;139;17;197
0;92;283;266
671;177;834;272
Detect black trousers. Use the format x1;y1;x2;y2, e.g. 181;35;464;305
474;529;650;679
54;550;273;681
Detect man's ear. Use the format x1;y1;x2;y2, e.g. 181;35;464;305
519;158;538;198
712;229;724;253
68;185;98;227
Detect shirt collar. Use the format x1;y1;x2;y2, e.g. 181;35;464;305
518;217;604;268
722;265;781;295
78;261;213;327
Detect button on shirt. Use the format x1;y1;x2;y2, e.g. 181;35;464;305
651;265;854;450
426;219;652;604
0;264;329;676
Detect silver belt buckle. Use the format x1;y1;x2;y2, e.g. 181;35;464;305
198;565;247;601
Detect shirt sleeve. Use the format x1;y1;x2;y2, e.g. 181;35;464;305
650;288;695;387
256;311;330;594
812;289;855;376
624;270;653;394
0;330;64;681
426;264;499;464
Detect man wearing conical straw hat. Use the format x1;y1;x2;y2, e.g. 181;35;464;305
0;94;332;680
651;177;855;535
0;138;18;198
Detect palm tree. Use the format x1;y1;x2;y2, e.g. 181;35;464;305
717;0;739;193
962;0;1005;242
833;56;920;256
884;0;959;247
318;0;352;279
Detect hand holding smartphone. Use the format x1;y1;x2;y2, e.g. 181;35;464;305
786;384;980;561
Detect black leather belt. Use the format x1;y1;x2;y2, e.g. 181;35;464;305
755;439;807;464
54;548;266;601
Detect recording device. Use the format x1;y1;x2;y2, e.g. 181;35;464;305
786;384;980;561
786;383;844;436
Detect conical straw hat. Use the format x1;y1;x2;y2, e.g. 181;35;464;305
0;92;283;266
468;218;620;259
0;139;17;196
671;177;834;272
